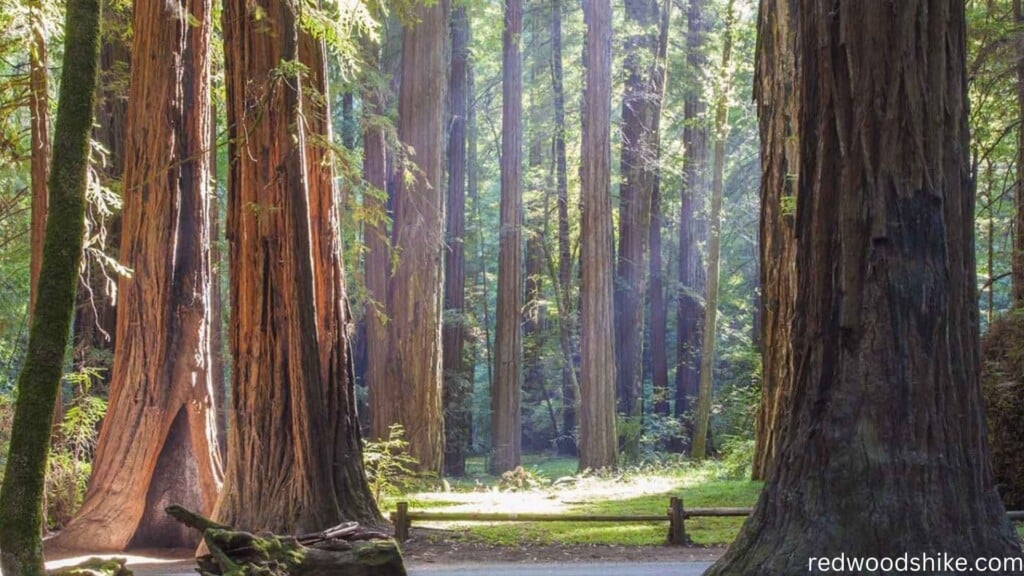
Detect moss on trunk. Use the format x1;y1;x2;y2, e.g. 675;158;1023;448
0;0;101;573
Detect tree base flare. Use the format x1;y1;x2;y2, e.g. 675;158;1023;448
165;506;407;576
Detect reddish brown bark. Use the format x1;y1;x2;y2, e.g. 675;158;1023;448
215;0;379;532
751;0;798;481
54;0;221;550
578;0;617;470
648;0;671;418
444;5;472;477
379;0;450;474
27;0;50;317
674;0;708;449
707;0;1022;571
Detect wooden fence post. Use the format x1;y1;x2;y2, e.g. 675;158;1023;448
394;501;410;541
668;496;687;545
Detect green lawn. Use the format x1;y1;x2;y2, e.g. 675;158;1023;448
387;456;763;546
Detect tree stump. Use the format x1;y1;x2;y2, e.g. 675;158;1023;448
165;506;406;576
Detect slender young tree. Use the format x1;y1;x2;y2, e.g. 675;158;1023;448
690;0;735;460
215;0;379;531
615;0;661;419
54;0;222;550
707;0;1023;571
674;0;708;449
0;0;100;571
551;0;578;456
578;0;617;470
648;0;672;417
751;0;798;481
491;0;524;474
379;0;450;473
444;5;473;477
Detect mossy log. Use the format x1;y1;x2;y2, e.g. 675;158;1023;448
981;310;1024;510
48;557;132;576
165;506;406;576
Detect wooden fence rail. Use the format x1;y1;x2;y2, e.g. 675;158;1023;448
391;501;1024;546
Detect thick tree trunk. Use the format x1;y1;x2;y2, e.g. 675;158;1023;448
27;0;50;316
443;5;472;478
690;0;734;460
54;0;223;551
648;0;671;418
614;0;661;419
362;22;399;441
673;0;708;450
73;0;129;379
215;0;380;532
707;1;1023;572
0;0;100;571
578;0;617;470
491;0;524;474
551;0;578;456
380;0;450;474
750;0;798;481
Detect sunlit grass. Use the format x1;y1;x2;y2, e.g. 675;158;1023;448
394;456;763;546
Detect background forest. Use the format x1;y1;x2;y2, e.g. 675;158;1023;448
0;0;1022;564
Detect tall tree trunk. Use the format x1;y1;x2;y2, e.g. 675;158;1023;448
0;0;100;570
210;108;226;456
614;0;661;419
674;0;708;451
73;0;129;380
750;0;798;481
215;0;380;532
491;0;524;474
707;0;1023;571
380;0;450;474
444;5;472;478
578;0;617;470
1015;0;1024;308
690;0;735;460
27;0;50;316
362;21;399;442
551;0;578;456
55;0;223;551
648;0;671;418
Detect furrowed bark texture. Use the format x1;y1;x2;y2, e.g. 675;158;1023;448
381;0;450;473
444;5;472;477
614;0;661;418
578;0;617;470
491;0;524;474
674;0;707;448
55;0;223;551
707;1;1023;572
750;0;797;481
27;0;50;316
216;0;380;532
648;0;671;417
0;0;100;572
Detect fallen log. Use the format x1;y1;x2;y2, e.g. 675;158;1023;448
165;506;406;576
48;557;132;576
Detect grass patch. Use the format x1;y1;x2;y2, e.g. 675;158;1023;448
395;456;763;546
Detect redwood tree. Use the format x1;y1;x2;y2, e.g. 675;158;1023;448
379;0;450;474
0;0;100;570
444;5;472;477
215;0;379;531
27;0;49;316
491;0;524;474
751;0;798;481
708;0;1022;571
55;0;223;550
674;0;708;448
578;0;617;470
614;0;661;419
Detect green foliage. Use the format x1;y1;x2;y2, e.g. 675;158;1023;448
717;436;755;480
363;424;419;501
